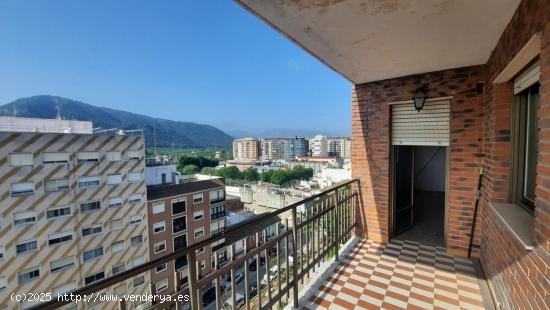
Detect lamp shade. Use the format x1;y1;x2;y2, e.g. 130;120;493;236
412;91;427;112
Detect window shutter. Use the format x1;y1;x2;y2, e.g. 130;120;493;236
391;100;450;146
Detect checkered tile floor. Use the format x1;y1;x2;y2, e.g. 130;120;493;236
305;239;486;310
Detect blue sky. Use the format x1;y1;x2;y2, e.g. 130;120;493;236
0;0;351;136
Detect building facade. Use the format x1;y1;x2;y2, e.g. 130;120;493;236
326;137;351;159
309;135;328;157
0;131;149;309
261;137;308;161
146;179;227;296
232;138;260;161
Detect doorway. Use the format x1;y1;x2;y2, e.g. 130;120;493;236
392;145;447;247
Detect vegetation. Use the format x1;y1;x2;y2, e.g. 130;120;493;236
177;155;219;172
202;165;313;186
181;164;199;175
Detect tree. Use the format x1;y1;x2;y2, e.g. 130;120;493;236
201;167;215;175
214;166;242;180
243;167;260;182
177;155;219;171
261;170;274;182
270;170;288;185
181;164;198;175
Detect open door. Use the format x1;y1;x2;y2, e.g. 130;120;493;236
394;145;414;234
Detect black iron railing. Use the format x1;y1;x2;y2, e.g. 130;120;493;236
31;179;360;310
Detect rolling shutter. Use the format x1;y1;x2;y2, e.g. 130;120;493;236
514;61;540;95
391;100;450;146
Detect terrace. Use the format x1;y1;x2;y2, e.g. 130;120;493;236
30;0;550;309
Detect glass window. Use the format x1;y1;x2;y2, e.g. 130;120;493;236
0;277;5;290
173;216;186;234
46;205;71;219
106;151;121;162
193;193;203;204
153;222;165;234
108;197;123;208
84;272;105;285
78;176;100;188
83;247;103;262
172;199;186;215
16;240;38;254
77;152;99;163
129;215;142;225
153;202;165;214
111;240;125;253
155;263;167;273
112;263;125;275
173;234;187;251
133;276;145;287
14;211;37;226
131;235;143;246
81;225;102;237
193;210;204;221
156;279;168;292
50;256;75;273
44;178;70;192
511;83;539;213
48;231;73;245
80;201;101;212
18;267;40;284
128;193;142;204
154;241;166;254
11;182;34;197
194;227;204;238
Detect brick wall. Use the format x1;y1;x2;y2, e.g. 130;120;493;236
479;0;550;308
351;65;485;252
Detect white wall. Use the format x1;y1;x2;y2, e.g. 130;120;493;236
414;146;445;192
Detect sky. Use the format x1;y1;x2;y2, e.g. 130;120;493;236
0;0;351;136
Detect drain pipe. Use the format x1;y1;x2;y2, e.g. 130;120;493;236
468;167;484;258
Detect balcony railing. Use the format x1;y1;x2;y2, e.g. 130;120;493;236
31;179;359;310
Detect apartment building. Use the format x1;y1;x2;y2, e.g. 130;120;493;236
309;135;328;157
0;130;149;310
232;138;260;161
146;179;227;295
261;137;308;161
326;137;351;159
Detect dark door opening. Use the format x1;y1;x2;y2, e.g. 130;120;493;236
393;145;446;247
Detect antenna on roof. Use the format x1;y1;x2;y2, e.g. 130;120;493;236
153;125;157;157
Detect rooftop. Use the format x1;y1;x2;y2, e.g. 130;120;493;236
146;178;224;201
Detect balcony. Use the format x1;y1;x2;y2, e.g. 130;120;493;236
31;179;487;310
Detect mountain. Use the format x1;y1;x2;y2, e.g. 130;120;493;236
0;95;233;148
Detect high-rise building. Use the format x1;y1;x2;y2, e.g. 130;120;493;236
310;135;328;157
261;137;308;161
232;138;260;161
327;137;352;159
0;129;149;309
146;179;227;295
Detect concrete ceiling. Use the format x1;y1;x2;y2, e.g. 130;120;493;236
236;0;521;84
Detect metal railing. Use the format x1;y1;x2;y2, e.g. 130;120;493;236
32;179;360;310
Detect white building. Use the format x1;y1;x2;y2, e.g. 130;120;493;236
145;164;181;185
0;116;93;134
309;135;328;156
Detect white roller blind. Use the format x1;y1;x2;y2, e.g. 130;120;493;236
112;241;125;252
133;255;145;267
14;211;37;221
12;182;34;192
50;256;74;271
391;100;450;146
52;282;75;295
514;61;540;94
106;151;121;161
127;150;141;159
77;152;99;161
43;152;69;163
107;174;122;185
9;153;33;166
128;172;141;182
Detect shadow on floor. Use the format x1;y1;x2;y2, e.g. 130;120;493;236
394;190;445;247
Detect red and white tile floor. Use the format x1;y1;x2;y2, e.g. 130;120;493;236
304;239;486;310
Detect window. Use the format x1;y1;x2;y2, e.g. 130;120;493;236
172;199;186;215
175;256;188;271
511;83;540;213
0;277;5;290
43;152;69;164
173;234;187;251
109;197;123;208
80;200;101;212
132;255;145;267
77;151;99;163
48;231;73;245
153;222;165;234
9;153;33;166
111;240;125;253
50;256;75;273
83;247;103;262
211;238;226;252
112;263;125;275
0;246;4;260
129;215;142;225
81;225;102;237
16;240;38;254
133;276;145;287
130;235;143;246
107;174;122;185
173;216;186;234
128;172;141;183
113;284;126;297
52;282;75;295
156;279;168;292
194;227;204;238
18;267;40;284
155;263;167;273
152;202;165;214
78;176;100;188
84;271;105;285
210;204;226;221
127;150;141;160
11;182;34;197
129;193;142;203
14;211;37;226
111;218;123;231
44;178;70;192
210;220;225;235
106;151;121;162
195;247;204;255
193;210;204;221
46;205;71;219
209;189;225;204
154;241;166;254
193;193;203;204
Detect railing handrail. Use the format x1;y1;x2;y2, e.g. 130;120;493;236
32;178;359;310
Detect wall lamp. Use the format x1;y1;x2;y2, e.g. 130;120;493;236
412;88;427;112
